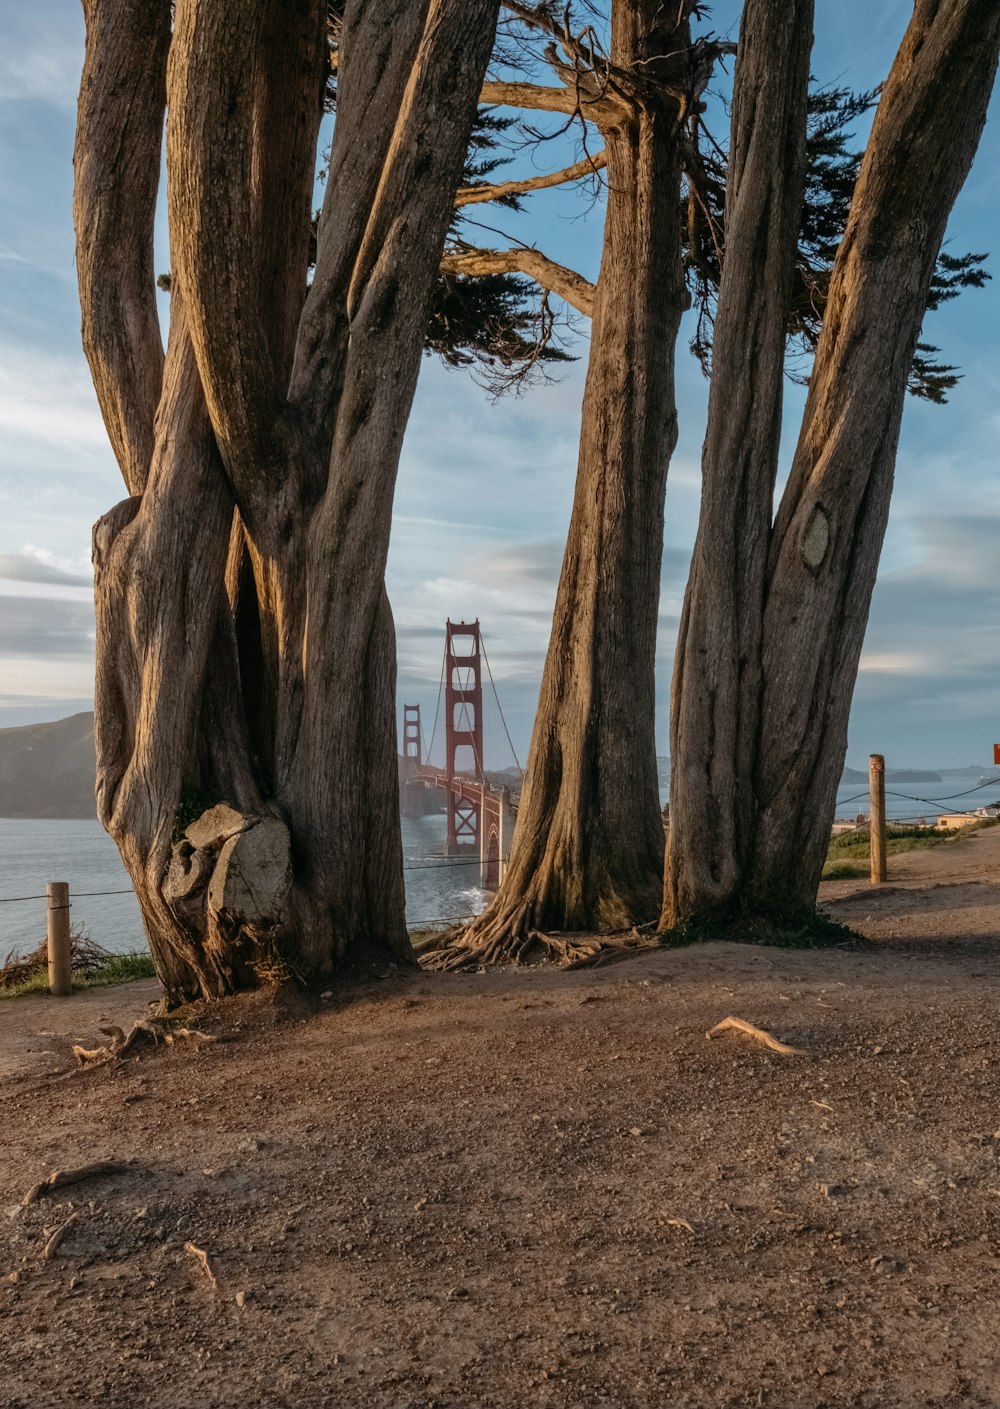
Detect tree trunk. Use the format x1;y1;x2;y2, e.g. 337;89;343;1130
433;0;691;966
748;0;1000;915
664;0;814;927
665;0;1000;931
77;0;500;1002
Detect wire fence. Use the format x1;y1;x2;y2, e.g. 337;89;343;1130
0;886;135;906
0;874;484;949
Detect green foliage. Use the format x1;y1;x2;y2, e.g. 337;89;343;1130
84;951;157;987
425;272;573;393
687;83;990;403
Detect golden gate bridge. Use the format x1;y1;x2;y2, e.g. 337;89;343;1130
400;620;523;889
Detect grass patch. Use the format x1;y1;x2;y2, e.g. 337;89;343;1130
84;951;156;987
0;928;155;1000
822;816;1000;879
822;860;869;881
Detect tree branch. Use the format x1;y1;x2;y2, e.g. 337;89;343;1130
479;78;621;124
74;0;171;496
456;149;606;205
440;245;595;316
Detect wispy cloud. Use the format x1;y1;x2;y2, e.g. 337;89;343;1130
0;15;82;108
0;548;91;588
0;348;111;452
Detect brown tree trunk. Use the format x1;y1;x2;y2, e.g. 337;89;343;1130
77;0;500;1002
664;0;814;926
665;0;1000;932
434;0;692;966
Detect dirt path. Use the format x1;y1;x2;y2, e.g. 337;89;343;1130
2;832;1000;1408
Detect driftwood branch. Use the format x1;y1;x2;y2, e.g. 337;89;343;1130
22;1162;134;1207
706;1016;808;1056
184;1241;218;1287
42;1212;81;1260
456;149;606;206
440;245;596;316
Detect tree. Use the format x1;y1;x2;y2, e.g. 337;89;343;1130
429;0;705;964
665;0;1000;932
76;0;500;1003
428;0;990;966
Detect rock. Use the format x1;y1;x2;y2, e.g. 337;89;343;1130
208;816;292;929
186;803;250;852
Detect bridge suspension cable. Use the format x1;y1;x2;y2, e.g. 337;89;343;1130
423;640;447;769
480;631;522;776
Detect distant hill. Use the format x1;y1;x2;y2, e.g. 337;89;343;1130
0;713;97;818
842;765;943;785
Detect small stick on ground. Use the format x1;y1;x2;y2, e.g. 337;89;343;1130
184;1241;218;1288
42;1212;80;1260
666;1217;695;1233
706;1016;808;1056
22;1161;133;1207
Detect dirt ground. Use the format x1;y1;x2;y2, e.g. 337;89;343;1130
3;829;1000;1408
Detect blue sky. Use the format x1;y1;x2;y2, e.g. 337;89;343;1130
0;2;998;769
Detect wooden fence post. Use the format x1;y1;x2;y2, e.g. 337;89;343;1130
47;881;72;996
869;755;887;884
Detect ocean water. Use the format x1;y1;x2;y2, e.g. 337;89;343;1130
832;776;1000;825
0;815;486;958
2;777;995;958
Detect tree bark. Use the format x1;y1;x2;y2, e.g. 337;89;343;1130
664;0;814;926
74;0;170;495
434;0;692;965
291;0;503;969
749;0;1000;914
665;0;1000;930
79;0;501;1002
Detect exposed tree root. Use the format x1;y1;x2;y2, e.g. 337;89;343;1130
421;923;657;972
165;1027;218;1047
72;1018;216;1069
706;1015;809;1056
22;1161;134;1207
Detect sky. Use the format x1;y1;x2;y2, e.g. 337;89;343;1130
0;2;998;770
